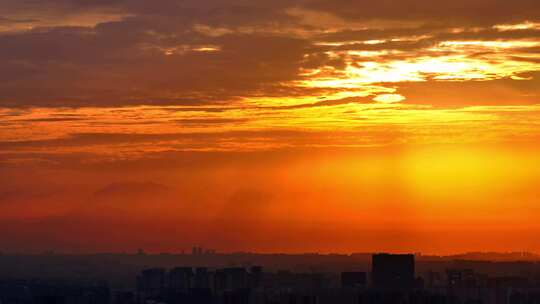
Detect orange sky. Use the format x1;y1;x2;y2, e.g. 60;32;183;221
1;0;540;254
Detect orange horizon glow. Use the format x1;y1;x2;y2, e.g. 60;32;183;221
1;1;540;254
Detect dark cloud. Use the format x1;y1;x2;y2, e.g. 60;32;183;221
303;0;540;26
0;22;310;106
314;26;441;43
274;95;376;110
92;181;171;199
0;128;408;170
0;0;539;107
314;27;540;54
0;131;307;150
0;0;309;106
13;117;88;122
0;16;37;24
173;118;250;126
217;188;273;221
0;188;54;205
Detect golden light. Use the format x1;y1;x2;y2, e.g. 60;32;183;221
493;21;540;31
373;94;405;104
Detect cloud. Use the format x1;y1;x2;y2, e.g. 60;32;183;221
0;22;311;106
92;181;172;201
398;73;540;106
373;94;405;104
173;118;251;126
302;0;540;26
217;188;273;220
0;0;537;107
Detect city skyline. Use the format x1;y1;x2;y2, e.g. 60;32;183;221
3;252;540;304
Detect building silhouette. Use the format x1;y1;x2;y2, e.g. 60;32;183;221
168;267;194;291
341;272;367;288
137;268;165;298
372;253;415;289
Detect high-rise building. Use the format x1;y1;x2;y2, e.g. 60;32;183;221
137;268;166;298
214;268;248;291
192;246;201;255
194;267;210;289
341;272;367;288
372;253;415;289
249;266;263;289
168;267;194;290
447;269;477;288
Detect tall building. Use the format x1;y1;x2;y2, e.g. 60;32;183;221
194;267;210;289
137;268;166;298
168;267;194;291
249;266;263;289
192;246;202;255
341;272;367;288
372;253;415;289
214;268;248;291
447;269;477;288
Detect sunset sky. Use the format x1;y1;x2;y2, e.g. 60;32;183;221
1;0;540;254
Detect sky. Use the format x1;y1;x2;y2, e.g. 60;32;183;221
1;0;540;254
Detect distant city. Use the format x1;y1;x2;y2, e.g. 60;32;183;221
2;249;540;304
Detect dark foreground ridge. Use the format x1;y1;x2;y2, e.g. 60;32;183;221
1;251;540;304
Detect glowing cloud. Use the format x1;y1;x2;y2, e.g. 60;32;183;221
373;94;405;104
